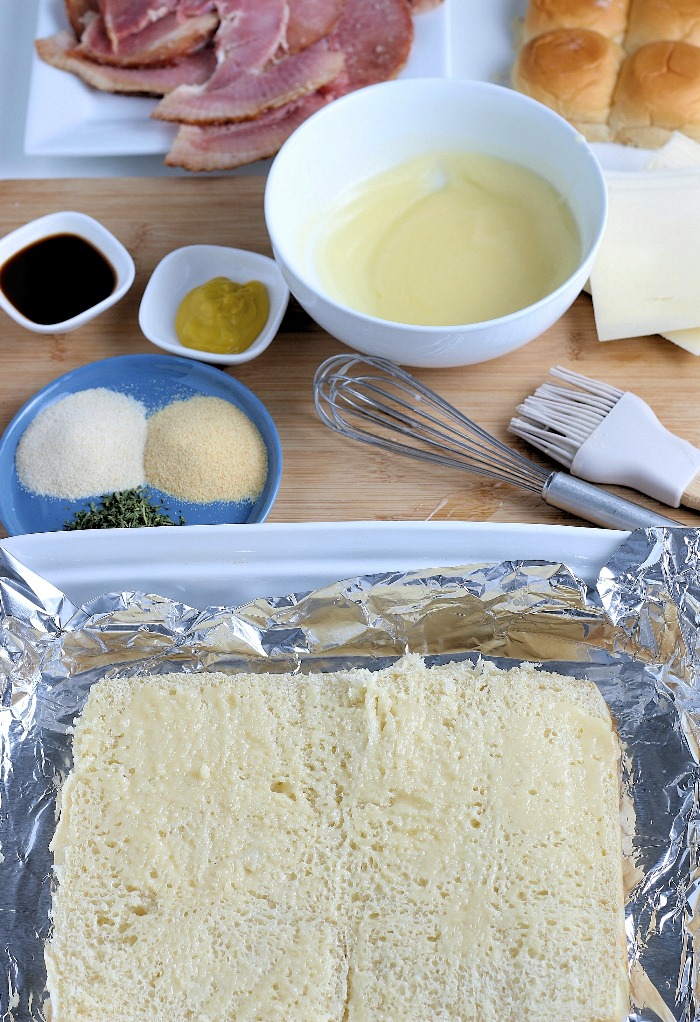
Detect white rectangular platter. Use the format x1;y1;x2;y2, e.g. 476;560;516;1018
25;0;451;157
0;521;627;609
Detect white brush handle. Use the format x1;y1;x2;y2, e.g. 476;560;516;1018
571;392;700;509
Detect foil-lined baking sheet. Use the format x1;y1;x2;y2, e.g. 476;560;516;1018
1;526;700;1022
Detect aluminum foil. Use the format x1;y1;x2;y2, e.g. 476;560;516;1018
2;526;700;1022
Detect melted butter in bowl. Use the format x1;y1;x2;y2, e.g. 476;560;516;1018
265;78;607;368
315;151;582;327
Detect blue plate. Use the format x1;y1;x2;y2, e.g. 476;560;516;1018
0;354;283;537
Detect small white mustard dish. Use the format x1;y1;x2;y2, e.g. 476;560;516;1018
138;244;290;366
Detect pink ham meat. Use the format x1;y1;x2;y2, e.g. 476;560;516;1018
407;0;443;10
65;0;99;36
100;0;181;46
154;37;343;122
285;0;344;53
166;89;329;168
210;0;288;74
36;29;216;93
404;0;441;10
79;9;218;66
166;0;413;170
334;0;413;89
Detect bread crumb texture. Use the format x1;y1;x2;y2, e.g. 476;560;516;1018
144;395;267;503
513;0;700;146
46;655;630;1022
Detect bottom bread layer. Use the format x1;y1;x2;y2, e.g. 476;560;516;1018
46;655;630;1022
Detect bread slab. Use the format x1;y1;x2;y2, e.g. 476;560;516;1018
46;655;630;1022
513;0;700;146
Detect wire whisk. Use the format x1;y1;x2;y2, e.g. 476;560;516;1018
312;354;679;531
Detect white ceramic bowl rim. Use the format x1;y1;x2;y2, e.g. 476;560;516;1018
265;78;608;333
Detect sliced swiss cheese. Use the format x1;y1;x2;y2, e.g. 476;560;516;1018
660;326;700;354
589;168;700;340
644;134;700;354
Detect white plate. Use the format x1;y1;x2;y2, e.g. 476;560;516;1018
0;520;627;609
25;0;450;158
25;0;650;169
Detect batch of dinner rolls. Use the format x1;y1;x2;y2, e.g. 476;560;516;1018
511;0;700;147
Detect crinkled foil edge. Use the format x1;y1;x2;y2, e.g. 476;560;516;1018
1;526;700;1022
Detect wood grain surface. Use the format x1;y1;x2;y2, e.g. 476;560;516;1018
1;176;699;540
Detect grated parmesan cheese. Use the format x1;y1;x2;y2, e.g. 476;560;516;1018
144;395;267;503
15;388;147;500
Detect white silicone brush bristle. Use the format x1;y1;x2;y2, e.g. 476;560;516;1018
508;367;700;510
509;367;624;468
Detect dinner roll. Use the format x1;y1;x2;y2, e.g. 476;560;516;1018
625;0;700;53
522;0;631;43
512;28;624;140
611;40;700;145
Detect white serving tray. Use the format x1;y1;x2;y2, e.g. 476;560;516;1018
24;0;649;170
0;521;627;609
25;0;449;157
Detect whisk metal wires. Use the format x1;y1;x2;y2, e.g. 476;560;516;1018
312;354;679;531
314;354;549;494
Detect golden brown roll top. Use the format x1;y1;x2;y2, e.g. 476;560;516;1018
610;39;700;144
511;28;624;140
626;0;700;52
522;0;631;44
513;0;700;147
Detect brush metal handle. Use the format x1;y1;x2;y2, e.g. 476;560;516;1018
542;472;680;530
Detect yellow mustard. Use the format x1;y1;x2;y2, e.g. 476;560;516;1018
175;276;269;354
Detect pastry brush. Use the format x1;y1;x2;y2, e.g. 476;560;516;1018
508;366;700;510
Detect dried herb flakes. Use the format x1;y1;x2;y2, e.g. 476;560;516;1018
64;488;185;531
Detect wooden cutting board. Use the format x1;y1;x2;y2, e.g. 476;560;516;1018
1;175;699;540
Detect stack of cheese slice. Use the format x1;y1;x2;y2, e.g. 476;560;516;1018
589;132;700;347
46;655;630;1022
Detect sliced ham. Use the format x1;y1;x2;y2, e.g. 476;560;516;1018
407;0;443;10
36;29;217;94
65;0;99;36
180;0;217;13
165;90;328;169
39;0;435;171
333;0;413;90
285;0;343;53
166;0;414;170
154;37;343;122
209;0;288;77
100;0;181;45
79;9;218;66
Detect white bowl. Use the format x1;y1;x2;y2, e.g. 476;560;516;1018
138;245;290;366
0;211;135;334
264;78;608;369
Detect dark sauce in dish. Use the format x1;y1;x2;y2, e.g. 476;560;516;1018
0;233;116;325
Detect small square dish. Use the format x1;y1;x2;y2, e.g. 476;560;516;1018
138;245;290;365
0;211;135;333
